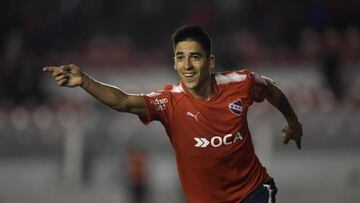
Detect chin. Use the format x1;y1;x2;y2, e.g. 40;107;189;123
183;81;198;89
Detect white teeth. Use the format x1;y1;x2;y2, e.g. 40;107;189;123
185;73;195;77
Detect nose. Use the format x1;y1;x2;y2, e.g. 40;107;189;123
184;57;193;69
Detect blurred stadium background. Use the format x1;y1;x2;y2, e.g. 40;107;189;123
1;0;360;202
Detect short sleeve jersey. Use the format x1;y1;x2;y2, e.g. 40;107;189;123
140;69;269;203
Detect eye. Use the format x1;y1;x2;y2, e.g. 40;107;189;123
176;55;184;61
191;55;200;61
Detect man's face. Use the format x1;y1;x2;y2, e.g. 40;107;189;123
174;40;214;90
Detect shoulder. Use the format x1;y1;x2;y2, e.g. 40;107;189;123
215;69;267;86
215;69;253;85
163;83;184;93
145;83;186;103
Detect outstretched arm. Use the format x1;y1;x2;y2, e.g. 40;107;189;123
43;64;149;118
259;76;303;149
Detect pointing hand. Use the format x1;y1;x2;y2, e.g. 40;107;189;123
43;64;84;87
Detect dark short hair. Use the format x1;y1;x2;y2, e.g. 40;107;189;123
172;25;212;57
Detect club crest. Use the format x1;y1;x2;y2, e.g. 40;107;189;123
228;99;243;115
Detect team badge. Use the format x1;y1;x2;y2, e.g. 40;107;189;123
228;99;243;115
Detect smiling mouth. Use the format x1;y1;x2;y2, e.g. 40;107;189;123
184;73;195;77
183;73;197;81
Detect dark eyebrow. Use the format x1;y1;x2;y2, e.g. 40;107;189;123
175;51;203;56
189;52;202;56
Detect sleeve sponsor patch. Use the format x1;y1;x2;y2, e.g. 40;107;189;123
149;98;168;111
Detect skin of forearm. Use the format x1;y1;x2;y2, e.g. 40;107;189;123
264;79;299;126
80;74;129;112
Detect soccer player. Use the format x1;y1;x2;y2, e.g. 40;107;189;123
43;25;303;203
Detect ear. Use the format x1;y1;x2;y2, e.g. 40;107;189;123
209;54;215;69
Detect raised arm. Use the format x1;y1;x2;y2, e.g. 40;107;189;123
43;64;149;118
256;74;303;149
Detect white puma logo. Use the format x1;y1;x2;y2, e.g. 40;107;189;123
186;111;200;122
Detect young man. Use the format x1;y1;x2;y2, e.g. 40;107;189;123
43;25;302;203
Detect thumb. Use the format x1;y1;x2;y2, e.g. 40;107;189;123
63;64;74;70
282;128;290;144
63;64;79;74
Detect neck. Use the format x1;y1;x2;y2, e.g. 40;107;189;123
187;75;216;101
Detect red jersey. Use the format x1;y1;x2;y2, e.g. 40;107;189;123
140;69;269;203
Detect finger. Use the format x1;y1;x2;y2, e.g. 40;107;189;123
283;137;290;144
282;128;290;144
55;74;67;82
59;65;75;74
59;65;76;76
43;66;57;72
282;132;290;144
57;78;68;86
296;125;303;149
62;65;72;71
52;68;64;77
296;138;301;149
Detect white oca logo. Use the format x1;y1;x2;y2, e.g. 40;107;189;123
194;132;243;148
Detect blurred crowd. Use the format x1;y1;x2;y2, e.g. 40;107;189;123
1;0;360;64
0;0;359;100
1;0;360;105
